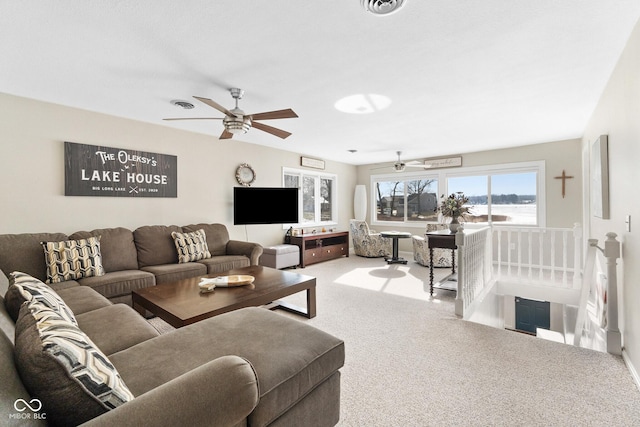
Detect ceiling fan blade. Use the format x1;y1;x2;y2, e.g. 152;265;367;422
252;121;292;139
405;163;426;168
193;96;236;117
163;117;223;121
249;109;298;121
219;129;234;139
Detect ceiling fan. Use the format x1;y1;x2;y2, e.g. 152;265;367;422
163;88;298;140
372;151;426;172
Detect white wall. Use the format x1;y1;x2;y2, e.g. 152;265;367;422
582;18;640;370
0;93;357;246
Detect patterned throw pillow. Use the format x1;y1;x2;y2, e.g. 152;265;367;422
41;236;106;284
4;271;77;324
14;300;134;425
171;229;212;263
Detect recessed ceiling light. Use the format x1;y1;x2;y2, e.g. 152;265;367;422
348;149;358;153
334;94;391;114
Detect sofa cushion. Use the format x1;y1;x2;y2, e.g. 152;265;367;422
4;271;77;325
182;223;230;256
197;255;250;274
69;227;139;272
48;279;81;292
108;307;345;427
56;286;113;315
42;236;106;284
171;229;212;263
14;300;133;426
0;232;68;282
134;225;183;268
77;270;156;300
141;263;207;285
76;304;159;356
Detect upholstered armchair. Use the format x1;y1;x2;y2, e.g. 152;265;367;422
412;223;457;267
349;220;392;258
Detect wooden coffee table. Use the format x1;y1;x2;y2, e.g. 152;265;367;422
132;265;316;328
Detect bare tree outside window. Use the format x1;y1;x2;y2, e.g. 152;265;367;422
303;176;315;222
283;168;337;226
371;163;541;226
320;178;333;221
284;174;299;189
376;181;403;222
407;179;438;221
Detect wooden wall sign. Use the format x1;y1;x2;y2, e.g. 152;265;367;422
64;141;177;197
300;156;325;170
423;156;462;169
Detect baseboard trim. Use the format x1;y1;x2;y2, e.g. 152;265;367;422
622;349;640;392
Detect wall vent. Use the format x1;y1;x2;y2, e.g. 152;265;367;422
361;0;406;16
170;100;195;109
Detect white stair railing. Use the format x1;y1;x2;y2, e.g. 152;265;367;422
493;223;582;289
455;226;492;317
573;233;621;355
458;224;582;319
455;222;622;355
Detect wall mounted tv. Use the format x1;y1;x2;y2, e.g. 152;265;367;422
234;187;299;225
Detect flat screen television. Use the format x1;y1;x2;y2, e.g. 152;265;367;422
234;187;299;225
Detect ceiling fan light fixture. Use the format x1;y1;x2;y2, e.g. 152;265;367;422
361;0;406;16
223;116;252;134
165;89;296;140
393;163;406;172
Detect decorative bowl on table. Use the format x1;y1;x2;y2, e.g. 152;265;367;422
198;275;255;292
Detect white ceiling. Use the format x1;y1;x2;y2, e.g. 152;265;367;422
1;1;639;165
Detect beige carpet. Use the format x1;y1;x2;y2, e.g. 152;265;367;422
149;255;640;426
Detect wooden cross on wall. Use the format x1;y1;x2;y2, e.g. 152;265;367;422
554;170;574;198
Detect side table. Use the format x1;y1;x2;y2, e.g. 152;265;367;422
425;230;457;295
380;231;412;264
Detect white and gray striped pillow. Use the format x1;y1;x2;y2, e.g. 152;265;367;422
41;236;106;283
171;229;212;263
6;271;77;324
14;299;134;425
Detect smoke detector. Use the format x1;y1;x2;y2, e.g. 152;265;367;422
361;0;406;16
170;100;195;109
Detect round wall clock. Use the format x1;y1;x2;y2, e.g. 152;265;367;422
235;163;256;187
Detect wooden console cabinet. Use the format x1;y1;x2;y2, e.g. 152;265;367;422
289;231;349;267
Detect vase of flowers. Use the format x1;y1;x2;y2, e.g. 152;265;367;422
437;192;470;232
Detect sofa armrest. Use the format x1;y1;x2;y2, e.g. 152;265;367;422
81;355;259;427
226;240;263;265
0;268;9;296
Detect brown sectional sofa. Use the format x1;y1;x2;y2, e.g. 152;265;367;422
0;223;264;306
0;224;345;426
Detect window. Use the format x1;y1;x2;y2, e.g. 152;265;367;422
284;168;337;226
376;180;404;222
447;175;488;221
489;172;537;225
371;161;544;226
447;172;538;225
375;178;438;222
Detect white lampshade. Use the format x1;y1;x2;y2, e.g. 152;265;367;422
354;185;367;221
